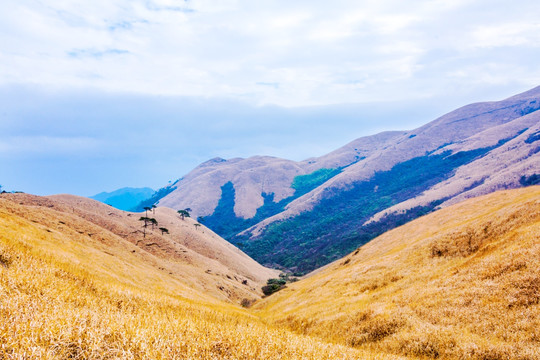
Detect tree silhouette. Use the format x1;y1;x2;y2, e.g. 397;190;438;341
143;206;151;217
139;216;150;238
139;216;150;226
159;227;169;235
177;209;191;220
149;218;158;230
151;204;157;214
194;223;201;231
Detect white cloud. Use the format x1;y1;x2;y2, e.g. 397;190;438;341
0;0;539;106
470;23;540;49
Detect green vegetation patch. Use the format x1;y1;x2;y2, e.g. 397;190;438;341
199;168;342;242
520;174;540;186
525;130;540;144
261;274;298;296
292;168;342;196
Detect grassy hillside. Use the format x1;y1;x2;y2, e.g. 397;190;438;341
2;188;538;359
0;195;388;359
154;87;540;275
255;186;540;359
1;193;278;303
241;144;509;272
199;168;341;245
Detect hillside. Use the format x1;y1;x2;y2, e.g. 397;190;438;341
2;187;538;358
146;86;540;272
0;194;387;359
255;186;540;359
0;193;278;303
90;187;154;211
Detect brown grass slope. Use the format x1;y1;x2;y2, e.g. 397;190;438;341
158;131;408;221
0;193;278;302
0;194;394;359
256;186;540;359
158;156;307;219
246;86;540;236
369;109;540;224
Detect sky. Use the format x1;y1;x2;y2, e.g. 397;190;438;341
1;0;540;196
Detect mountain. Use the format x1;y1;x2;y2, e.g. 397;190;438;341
0;192;383;359
0;193;277;303
256;186;540;359
147;86;540;273
90;187;154;211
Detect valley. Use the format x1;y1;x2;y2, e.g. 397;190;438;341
4;2;540;359
2;184;539;359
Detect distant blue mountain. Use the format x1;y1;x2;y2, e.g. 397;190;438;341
90;187;155;211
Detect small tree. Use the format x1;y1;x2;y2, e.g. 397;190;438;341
159;227;169;235
194;223;201;231
139;216;150;227
139;216;150;238
151;204;157;214
177;209;191;220
143;206;152;217
149;218;158;230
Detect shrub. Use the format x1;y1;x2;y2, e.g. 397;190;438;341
240;298;255;308
262;278;287;296
262;284;283;296
267;278;286;286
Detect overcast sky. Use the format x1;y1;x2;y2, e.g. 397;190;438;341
1;0;540;196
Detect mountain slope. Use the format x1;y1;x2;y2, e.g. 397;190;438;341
90;187;154;211
260;85;540;223
239;110;540;271
148;86;540;272
157;156;308;219
0;193;278;302
256;186;540;359
0;194;383;359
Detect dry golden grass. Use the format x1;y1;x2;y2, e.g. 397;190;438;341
3;187;539;359
1;193;278;303
0;196;396;359
256;186;540;359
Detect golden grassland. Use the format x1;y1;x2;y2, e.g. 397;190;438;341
2;187;539;359
3;193;278;303
255;186;540;359
0;197;395;359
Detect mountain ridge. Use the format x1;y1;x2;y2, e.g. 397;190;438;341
140;86;540;272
